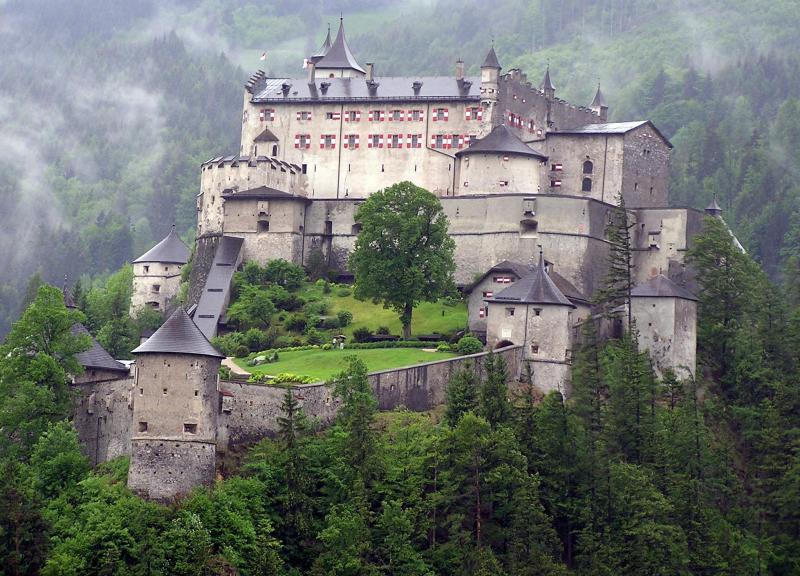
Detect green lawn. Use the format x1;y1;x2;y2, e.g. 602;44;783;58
297;283;467;340
236;347;456;381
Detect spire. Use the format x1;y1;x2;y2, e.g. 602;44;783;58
705;194;723;217
541;64;555;92
590;82;607;108
314;17;366;74
481;44;501;69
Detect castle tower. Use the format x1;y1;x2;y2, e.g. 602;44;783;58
480;45;501;129
590;83;608;122
130;225;190;316
313;18;366;79
630;274;697;379
541;64;555;101
127;308;224;502
485;252;576;393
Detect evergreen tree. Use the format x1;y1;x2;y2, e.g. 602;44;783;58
444;364;478;427
478;353;511;429
596;194;635;327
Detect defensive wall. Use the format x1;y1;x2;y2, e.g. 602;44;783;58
72;345;523;464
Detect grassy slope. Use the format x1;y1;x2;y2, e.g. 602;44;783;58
236;347;456;381
298;283;467;339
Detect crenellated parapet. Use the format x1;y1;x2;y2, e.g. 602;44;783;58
197;155;308;236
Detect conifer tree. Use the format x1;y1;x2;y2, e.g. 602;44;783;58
596;194;635;327
478;353;511;428
444;364;478;427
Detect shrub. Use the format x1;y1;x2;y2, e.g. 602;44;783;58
244;328;270;352
315;278;327;288
219;365;232;380
305;246;329;281
264;259;306;290
286;313;307;333
274;335;294;349
306;328;324;345
337;310;353;327
234;344;250;358
322;343;332;350
376;326;391;335
211;332;246;357
441;296;461;307
353;327;374;343
272;372;316;384
437;342;453;353
456;335;483;356
322;280;332;294
337;287;352;297
305;300;330;316
321;317;340;330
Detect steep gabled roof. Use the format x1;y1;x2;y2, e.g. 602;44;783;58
590;83;607;108
133;226;190;264
254;127;279;142
631;274;697;301
314;19;366;73
72;324;129;373
481;45;501;69
456;124;547;159
487;255;574;307
132;307;223;358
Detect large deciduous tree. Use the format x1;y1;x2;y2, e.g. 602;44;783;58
349;181;456;339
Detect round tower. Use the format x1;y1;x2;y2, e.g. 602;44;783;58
131;226;190;316
127;308;223;502
484;252;576;394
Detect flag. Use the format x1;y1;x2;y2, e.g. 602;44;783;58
260;52;267;61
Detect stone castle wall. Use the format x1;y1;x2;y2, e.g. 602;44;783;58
72;378;134;465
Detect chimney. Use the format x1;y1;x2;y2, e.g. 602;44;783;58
456;59;464;81
366;62;374;82
307;60;316;84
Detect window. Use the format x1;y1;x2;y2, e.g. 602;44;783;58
162;387;168;395
582;178;592;192
325;111;341;120
368;110;385;122
531;343;540;353
368;134;383;148
345;110;361;122
138;421;148;432
259;108;275;122
296;111;311;121
164;266;169;272
258;220;270;233
583;160;593;174
408;109;423;121
272;144;278;156
493;276;513;284
294;134;311;149
498;179;509;187
482;291;494;298
390;109;404;121
388;134;403;148
431;134;451;149
344;134;359;149
505;307;515;317
433;107;449;121
152;284;160;293
319;134;336;149
407;134;422;148
143;265;149;273
184;423;197;434
533;307;542;316
551;180;562;188
551;163;563;171
465;106;482;120
479;306;488;318
453;134;464;149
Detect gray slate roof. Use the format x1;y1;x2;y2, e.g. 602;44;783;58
254;127;279;142
488;256;574;307
72;324;129;373
251;75;481;103
590;83;607;108
312;25;332;59
541;66;555;91
551;120;673;148
192;235;244;340
481;46;501;69
468;259;588;304
631;274;697;301
456;124;547;159
132;307;223;358
314;19;365;73
134;226;190;264
221;185;311;203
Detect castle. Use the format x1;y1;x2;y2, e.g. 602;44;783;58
79;19;719;501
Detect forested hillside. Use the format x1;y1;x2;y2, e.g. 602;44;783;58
1;0;800;331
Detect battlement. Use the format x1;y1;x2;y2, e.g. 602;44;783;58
198;154;308;235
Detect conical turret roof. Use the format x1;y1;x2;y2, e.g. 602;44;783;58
132;308;223;358
705;196;722;216
134;226;190;264
315;18;365;73
488;253;574;307
541;65;555;91
631;274;697;301
313;24;332;58
481;45;501;69
72;324;129;373
590;83;607;108
456;124;547;159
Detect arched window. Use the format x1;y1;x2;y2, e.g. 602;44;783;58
272;144;278;156
582;178;592;192
583;160;593;174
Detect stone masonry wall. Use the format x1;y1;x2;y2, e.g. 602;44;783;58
72;378;134;465
216;345;523;453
